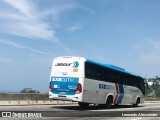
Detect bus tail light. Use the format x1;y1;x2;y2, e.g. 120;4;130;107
74;83;82;94
49;82;52;92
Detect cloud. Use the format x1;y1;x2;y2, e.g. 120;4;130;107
0;0;74;52
0;0;57;41
141;40;160;64
134;39;160;64
0;39;54;55
69;23;83;32
149;39;160;52
141;54;160;64
39;3;76;19
3;0;34;18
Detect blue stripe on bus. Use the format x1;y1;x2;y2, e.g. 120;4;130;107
117;84;124;104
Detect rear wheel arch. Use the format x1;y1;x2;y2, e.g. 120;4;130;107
106;94;114;103
137;97;140;103
133;96;140;107
98;94;113;109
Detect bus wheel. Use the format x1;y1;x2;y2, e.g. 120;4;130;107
105;96;113;109
114;104;119;108
98;96;113;109
133;98;140;107
98;104;106;109
78;102;89;108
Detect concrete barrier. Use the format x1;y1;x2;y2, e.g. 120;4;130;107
145;98;160;101
0;93;77;105
144;101;160;103
0;100;75;105
0;93;49;100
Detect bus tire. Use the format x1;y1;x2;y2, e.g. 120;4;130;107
114;104;119;108
98;104;106;109
78;102;89;108
133;97;140;107
98;97;113;109
106;96;113;109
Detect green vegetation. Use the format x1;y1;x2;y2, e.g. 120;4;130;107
145;76;160;98
21;88;40;94
145;84;160;98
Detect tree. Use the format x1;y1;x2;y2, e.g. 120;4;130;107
21;88;40;93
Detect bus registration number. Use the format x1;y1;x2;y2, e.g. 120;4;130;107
60;92;66;95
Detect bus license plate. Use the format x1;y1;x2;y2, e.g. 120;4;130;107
60;92;66;95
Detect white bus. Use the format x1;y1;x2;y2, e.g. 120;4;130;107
49;56;145;108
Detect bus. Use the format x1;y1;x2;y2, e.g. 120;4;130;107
49;56;145;108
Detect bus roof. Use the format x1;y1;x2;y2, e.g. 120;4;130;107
53;56;142;78
86;59;142;78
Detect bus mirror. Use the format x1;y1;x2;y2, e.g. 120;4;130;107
145;83;148;89
48;66;51;69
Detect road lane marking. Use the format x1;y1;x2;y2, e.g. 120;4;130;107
131;118;142;120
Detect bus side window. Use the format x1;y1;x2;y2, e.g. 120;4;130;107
128;75;133;86
112;71;119;83
104;68;113;83
133;77;138;87
125;75;129;86
85;62;94;79
94;65;104;81
130;75;134;86
119;73;124;85
103;68;107;82
121;74;126;85
138;77;144;92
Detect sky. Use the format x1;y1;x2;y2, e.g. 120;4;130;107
0;0;160;92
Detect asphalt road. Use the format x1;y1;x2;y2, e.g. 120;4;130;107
0;103;160;120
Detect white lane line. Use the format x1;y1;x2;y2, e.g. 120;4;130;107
131;118;142;120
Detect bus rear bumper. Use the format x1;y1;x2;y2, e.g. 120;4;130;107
49;91;81;102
